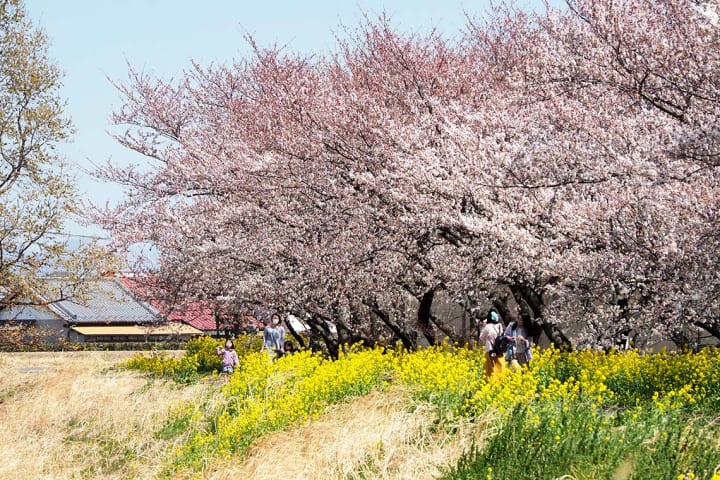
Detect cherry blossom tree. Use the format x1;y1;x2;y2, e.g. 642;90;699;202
497;0;720;347
96;0;720;351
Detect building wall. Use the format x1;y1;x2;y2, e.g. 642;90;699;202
0;305;67;343
34;318;67;342
67;330;86;343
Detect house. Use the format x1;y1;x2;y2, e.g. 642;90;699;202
158;301;233;338
116;276;263;338
147;302;262;339
116;277;228;337
0;277;203;343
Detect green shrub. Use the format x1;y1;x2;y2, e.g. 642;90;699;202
122;335;265;382
170;354;200;384
124;351;177;378
233;333;264;356
184;336;222;373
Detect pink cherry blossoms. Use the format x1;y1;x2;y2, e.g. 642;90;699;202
95;0;720;352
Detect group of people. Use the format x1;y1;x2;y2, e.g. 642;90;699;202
260;313;290;358
215;308;531;383
215;313;297;382
479;308;535;378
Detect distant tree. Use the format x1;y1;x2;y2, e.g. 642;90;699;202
0;0;107;310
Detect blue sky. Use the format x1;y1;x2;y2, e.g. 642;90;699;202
25;1;541;238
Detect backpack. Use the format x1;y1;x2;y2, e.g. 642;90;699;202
492;334;509;354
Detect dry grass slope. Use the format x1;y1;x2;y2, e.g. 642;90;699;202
0;351;207;479
201;388;486;480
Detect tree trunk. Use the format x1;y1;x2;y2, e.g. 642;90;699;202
417;288;437;345
214;310;223;338
509;283;572;349
364;299;415;349
305;310;340;358
695;320;720;341
284;313;306;349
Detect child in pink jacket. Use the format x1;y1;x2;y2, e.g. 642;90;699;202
216;339;239;383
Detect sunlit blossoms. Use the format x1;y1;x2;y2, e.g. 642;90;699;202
97;0;720;350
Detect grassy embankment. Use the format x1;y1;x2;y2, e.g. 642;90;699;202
0;349;468;479
0;351;198;479
2;338;720;479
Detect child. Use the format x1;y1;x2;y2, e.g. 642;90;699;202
216;339;239;383
283;340;295;355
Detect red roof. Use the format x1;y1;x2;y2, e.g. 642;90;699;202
165;302;219;331
168;307;260;333
115;276;236;332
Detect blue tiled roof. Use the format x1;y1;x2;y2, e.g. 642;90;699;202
52;278;159;325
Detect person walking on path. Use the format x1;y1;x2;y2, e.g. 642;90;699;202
216;339;239;383
505;312;533;368
260;313;285;359
479;309;505;378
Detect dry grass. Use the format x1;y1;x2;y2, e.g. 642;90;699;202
201;388;487;480
0;352;485;480
0;351;209;479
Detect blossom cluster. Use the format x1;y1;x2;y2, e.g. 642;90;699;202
99;0;720;352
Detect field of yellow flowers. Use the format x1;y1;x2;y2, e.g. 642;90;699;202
126;337;720;479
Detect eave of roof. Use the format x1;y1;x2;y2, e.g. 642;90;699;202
69;323;203;336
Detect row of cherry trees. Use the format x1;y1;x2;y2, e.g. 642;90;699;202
96;0;720;352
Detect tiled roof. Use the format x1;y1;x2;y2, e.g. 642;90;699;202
116;277;225;332
162;305;261;333
115;276;262;333
166;303;219;332
0;304;60;322
51;278;159;325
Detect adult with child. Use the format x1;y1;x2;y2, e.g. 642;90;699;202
216;339;239;383
260;313;285;359
479;309;505;378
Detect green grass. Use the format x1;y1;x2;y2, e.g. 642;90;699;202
442;402;720;480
